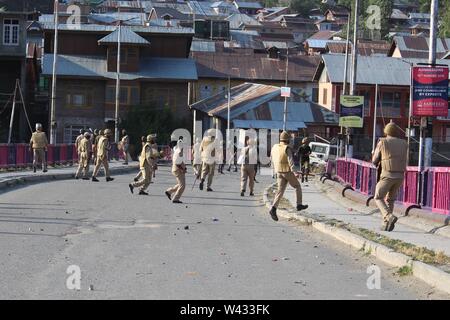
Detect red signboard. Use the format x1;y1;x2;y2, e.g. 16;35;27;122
412;66;449;117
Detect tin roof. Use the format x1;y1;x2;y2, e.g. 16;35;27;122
40;22;194;35
226;13;261;29
42;54;198;81
315;54;413;85
98;27;150;45
326;40;390;56
190;82;339;128
234;1;264;9
191;50;320;82
391;36;450;59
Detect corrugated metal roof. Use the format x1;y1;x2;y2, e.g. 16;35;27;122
234;1;263;9
226;13;261;29
98;27;150;45
233;120;306;130
308;30;339;40
320;54;411;85
40;22;194;34
42;54;198;81
306;39;346;49
191;50;320;82
190;82;339;128
89;13;147;25
393;36;450;55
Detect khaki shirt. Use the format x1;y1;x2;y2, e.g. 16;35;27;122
97;136;109;158
78;137;90;156
271;143;295;173
200;138;216;164
372;136;408;179
172;146;186;173
30;131;48;149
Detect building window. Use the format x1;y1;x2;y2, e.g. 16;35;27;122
64;125;89;144
322;88;328;105
312;88;319;102
106;86;140;105
65;86;93;108
3;19;20;46
144;87;176;109
381;91;401;117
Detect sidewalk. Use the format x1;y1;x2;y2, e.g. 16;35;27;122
282;180;450;258
0;161;139;191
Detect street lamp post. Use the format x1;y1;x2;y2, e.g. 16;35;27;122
49;0;59;144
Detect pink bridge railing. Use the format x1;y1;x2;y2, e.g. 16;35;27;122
332;158;450;216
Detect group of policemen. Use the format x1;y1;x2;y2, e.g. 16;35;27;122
28;120;406;230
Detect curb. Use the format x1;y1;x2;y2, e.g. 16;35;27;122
0;164;140;194
320;177;450;226
263;183;450;295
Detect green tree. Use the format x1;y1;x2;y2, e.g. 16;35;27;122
121;105;192;158
290;0;321;17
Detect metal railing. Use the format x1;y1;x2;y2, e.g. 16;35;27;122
327;158;450;216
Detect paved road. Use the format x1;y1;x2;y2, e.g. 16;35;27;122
0;167;447;299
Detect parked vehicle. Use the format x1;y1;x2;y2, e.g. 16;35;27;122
309;142;337;166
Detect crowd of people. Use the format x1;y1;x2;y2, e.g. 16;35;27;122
27;121;406;229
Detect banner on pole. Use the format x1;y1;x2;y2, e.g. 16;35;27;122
412;66;449;117
339;95;364;128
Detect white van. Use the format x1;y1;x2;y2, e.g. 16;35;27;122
309;142;338;166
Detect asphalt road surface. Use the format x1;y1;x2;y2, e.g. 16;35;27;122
0;166;447;299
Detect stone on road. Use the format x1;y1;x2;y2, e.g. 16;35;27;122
0;167;447;299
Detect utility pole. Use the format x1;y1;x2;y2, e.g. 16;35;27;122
283;46;289;132
114;17;122;144
347;0;359;159
50;0;59;144
8;80;18;144
340;10;351;157
342;11;351;96
424;0;438;168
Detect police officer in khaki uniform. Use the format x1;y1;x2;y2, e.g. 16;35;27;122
129;135;158;195
192;137;202;179
165;139;186;203
30;123;48;173
199;133;216;192
75;132;91;180
269;131;308;221
92;129;114;182
120;129;130;165
240;137;256;197
372;122;407;232
75;129;85;153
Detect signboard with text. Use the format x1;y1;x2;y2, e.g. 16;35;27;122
339;95;364;128
412;66;449;117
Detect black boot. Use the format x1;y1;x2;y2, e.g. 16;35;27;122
297;204;308;211
269;207;278;221
106;177;114;182
92;177;99;182
129;184;134;194
199;179;204;190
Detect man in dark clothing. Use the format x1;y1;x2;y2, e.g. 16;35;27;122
297;137;311;183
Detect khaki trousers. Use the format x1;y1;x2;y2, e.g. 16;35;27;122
132;165;152;191
193;164;202;178
167;170;186;201
33;148;47;170
201;163;215;188
75;153;90;178
240;164;256;193
92;155;110;178
273;172;302;208
374;177;404;222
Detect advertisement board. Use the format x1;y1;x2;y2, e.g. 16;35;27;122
339;95;364;128
412;66;449;117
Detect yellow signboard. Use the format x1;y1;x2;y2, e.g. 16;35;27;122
339;95;364;128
